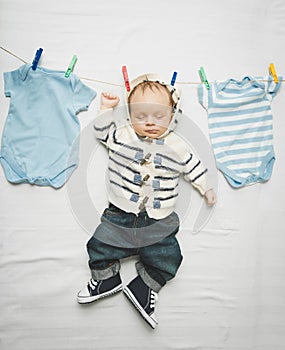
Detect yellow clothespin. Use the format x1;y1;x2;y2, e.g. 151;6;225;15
269;63;278;83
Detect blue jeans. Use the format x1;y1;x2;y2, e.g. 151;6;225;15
87;204;183;292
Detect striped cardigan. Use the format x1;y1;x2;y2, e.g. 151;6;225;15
93;107;209;219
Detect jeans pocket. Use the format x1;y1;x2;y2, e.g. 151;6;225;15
161;211;180;228
103;208;121;217
103;203;124;218
102;204;135;229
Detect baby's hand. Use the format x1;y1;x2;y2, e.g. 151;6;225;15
100;92;120;110
204;189;217;206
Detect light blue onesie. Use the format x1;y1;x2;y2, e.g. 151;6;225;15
1;64;96;188
198;76;281;188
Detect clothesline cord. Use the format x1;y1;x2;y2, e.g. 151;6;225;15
1;46;28;64
1;46;284;86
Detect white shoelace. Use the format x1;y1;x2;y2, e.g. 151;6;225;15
150;291;158;309
88;279;98;291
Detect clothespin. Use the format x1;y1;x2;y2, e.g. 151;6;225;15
122;65;130;91
269;63;279;83
170;71;177;86
31;48;43;70
198;66;210;89
65;55;78;78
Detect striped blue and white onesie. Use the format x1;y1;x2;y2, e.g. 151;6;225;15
198;76;281;188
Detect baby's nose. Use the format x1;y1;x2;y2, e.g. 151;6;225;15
145;116;155;124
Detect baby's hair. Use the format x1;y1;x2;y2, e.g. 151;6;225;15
128;81;175;107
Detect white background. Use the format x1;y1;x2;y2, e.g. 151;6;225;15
1;0;285;349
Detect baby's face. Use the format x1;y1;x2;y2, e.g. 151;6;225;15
129;87;173;139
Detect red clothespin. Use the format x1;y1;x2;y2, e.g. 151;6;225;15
122;65;130;91
31;48;43;71
269;63;279;83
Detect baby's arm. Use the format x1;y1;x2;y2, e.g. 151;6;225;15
180;143;217;206
204;188;217;206
100;92;120;110
93;92;120;145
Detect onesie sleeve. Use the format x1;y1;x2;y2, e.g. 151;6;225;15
265;75;282;101
197;83;209;110
4;65;29;97
71;76;97;114
3;71;13;97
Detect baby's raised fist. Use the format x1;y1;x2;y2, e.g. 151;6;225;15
100;92;120;110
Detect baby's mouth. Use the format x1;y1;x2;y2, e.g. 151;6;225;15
145;129;158;134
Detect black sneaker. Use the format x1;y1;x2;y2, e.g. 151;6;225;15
123;275;158;329
77;273;123;304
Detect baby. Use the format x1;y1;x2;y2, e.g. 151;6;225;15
77;74;217;329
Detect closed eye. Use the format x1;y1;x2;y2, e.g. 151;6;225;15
134;115;146;120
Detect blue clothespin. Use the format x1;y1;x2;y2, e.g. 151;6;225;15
198;66;210;89
171;71;177;86
65;55;78;78
31;48;43;71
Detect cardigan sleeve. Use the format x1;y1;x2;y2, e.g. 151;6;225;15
93;108;116;147
182;150;209;195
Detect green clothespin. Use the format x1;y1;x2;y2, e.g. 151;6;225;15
65;55;78;78
199;66;210;89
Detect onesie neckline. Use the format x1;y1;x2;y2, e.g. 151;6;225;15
215;76;265;93
21;64;66;81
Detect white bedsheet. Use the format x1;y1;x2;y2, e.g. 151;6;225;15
1;0;285;349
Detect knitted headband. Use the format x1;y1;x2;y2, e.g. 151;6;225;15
125;73;181;112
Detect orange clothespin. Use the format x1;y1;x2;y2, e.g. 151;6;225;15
122;65;130;91
269;63;279;83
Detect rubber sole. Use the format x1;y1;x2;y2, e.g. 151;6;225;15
77;283;123;304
